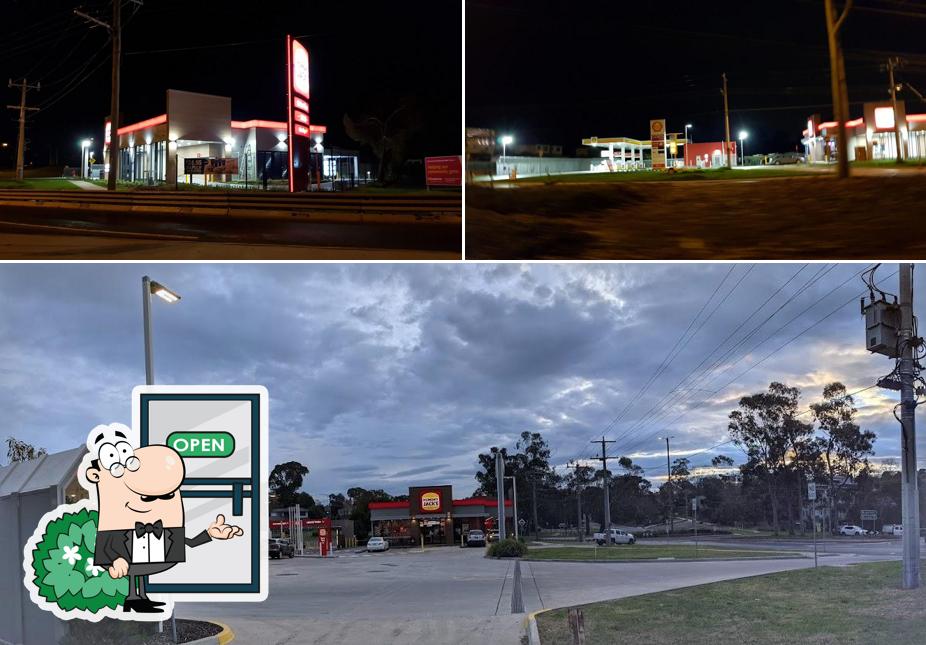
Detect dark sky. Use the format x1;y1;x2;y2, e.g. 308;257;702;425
1;0;461;168
1;263;921;497
466;0;926;156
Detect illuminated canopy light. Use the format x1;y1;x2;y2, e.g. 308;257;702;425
874;107;895;130
116;114;167;136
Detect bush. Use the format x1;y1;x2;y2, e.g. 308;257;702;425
27;507;129;615
487;538;528;558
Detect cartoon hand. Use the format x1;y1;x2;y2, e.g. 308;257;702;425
108;557;129;579
207;514;244;540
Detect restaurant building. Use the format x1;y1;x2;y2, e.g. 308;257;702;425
102;88;366;188
802;100;926;162
369;485;513;546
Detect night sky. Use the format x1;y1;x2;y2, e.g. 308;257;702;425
467;0;926;156
1;0;461;168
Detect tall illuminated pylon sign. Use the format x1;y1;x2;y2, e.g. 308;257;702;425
287;35;311;192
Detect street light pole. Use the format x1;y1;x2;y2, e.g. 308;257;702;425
898;263;921;589
659;436;674;535
684;124;692;166
142;275;181;386
505;476;519;540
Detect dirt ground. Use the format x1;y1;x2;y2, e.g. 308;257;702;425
465;175;926;259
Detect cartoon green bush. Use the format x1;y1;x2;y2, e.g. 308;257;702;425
29;508;129;614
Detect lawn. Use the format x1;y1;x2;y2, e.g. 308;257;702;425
536;560;926;645
0;177;83;190
525;545;802;561
499;166;821;185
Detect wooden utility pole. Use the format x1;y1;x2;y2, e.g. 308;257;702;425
888;57;904;162
824;0;852;178
591;437;615;546
6;79;40;181
722;73;732;169
898;264;921;589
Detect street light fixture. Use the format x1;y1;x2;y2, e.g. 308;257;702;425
500;134;513;163
738;130;749;166
142;276;181;385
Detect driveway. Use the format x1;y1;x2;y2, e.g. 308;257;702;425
177;545;896;644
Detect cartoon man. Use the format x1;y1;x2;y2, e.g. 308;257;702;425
84;424;243;614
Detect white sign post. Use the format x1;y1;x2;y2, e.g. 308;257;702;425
132;385;269;602
650;119;667;170
808;481;817;567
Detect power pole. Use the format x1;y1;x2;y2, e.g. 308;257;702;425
824;0;852;178
576;479;583;543
6;79;40;181
887;57;904;162
661;436;675;534
531;476;539;540
898;264;921;589
591;437;615;546
75;1;142;191
722;73;732;169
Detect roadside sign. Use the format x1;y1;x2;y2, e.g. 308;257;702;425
807;481;816;501
425;155;462;187
133;385;269;602
183;158;239;175
650;119;667;170
861;509;878;521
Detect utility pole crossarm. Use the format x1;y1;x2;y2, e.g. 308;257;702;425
835;0;853;32
73;9;111;30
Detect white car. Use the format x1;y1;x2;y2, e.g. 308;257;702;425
594;528;636;545
839;525;866;536
367;537;389;552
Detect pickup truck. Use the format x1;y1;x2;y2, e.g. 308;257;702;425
594;528;636;545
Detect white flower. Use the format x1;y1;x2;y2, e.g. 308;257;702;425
61;545;82;566
85;557;104;576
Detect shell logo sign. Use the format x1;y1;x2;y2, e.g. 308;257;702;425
420;491;442;513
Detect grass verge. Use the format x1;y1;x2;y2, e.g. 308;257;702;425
0;177;84;190
536;560;926;645
525;545;801;561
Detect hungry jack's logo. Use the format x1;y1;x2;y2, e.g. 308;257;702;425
22;420;245;622
420;491;441;513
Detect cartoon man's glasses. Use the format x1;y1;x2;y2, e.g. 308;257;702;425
98;441;140;478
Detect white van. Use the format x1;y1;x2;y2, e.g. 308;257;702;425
882;524;903;536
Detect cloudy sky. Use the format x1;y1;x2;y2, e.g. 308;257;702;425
0;263;921;500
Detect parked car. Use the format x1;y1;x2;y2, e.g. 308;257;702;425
366;537;389;552
486;530;499;543
883;524;904;537
839;525;866;536
269;538;295;559
594;528;636;545
768;152;804;165
466;530;486;547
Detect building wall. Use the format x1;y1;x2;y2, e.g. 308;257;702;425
495;155;598;178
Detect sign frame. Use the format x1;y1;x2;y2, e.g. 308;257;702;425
132;385;269;602
650;119;667;170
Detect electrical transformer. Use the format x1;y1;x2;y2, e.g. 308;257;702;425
861;296;900;358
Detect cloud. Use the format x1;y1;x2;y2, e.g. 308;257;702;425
0;263;922;499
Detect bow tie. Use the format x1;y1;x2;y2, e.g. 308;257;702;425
135;520;164;539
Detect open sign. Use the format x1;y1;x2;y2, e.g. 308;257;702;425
167;431;235;457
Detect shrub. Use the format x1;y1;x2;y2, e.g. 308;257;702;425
27;507;129;615
487;538;527;558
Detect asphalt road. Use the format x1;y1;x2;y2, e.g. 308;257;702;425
175;542;896;644
0;206;461;259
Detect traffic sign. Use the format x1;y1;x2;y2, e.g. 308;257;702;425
807;481;817;501
861;509;878;521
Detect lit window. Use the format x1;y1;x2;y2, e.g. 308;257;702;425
874;107;895;130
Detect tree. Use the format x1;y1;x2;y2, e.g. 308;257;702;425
269;461;309;508
329;492;347;519
343;99;419;184
346;487;394;540
6;436;46;464
728;382;813;534
810;382;875;532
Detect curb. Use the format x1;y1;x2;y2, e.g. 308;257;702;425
184;620;235;645
524;609;545;645
522;554;810;564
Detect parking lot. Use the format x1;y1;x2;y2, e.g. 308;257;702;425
176;540;899;644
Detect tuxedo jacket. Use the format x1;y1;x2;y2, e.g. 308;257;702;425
94;526;211;566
